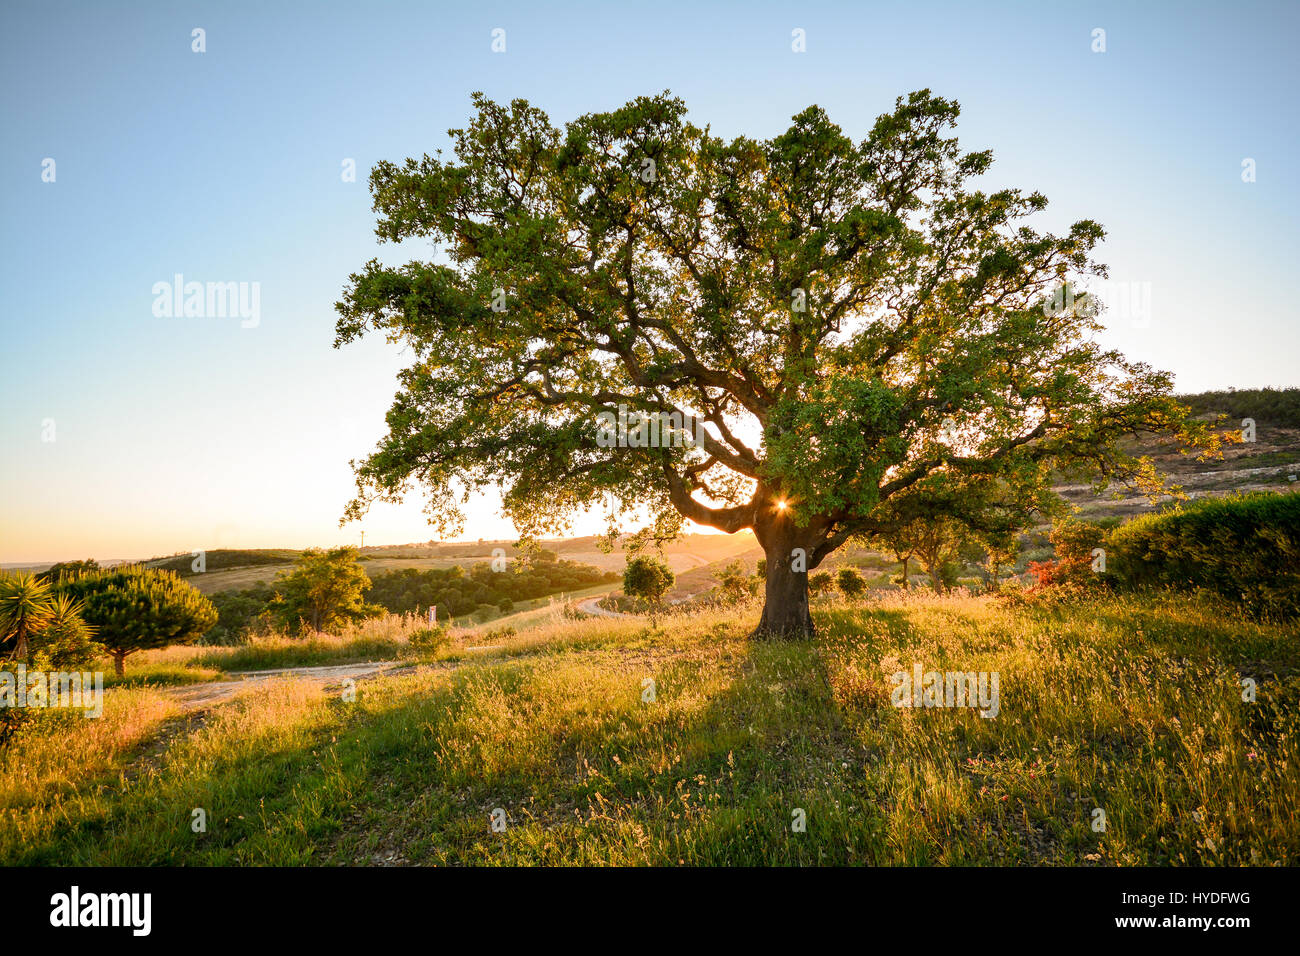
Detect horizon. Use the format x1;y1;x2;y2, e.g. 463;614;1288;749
1;525;756;569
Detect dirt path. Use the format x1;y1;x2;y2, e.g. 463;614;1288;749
577;596;630;618
161;661;405;711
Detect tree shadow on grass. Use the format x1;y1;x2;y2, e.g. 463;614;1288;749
10;611;1023;866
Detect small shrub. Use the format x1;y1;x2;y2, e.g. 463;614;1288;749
836;567;867;599
623;556;675;605
407;626;450;651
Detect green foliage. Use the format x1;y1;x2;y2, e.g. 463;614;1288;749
335;90;1214;637
271;547;382;635
407;626;450;652
56;566;216;675
364;559;613;618
0;572;56;662
1051;519;1108;586
1107;492;1300;619
1027;518;1108;592
0;574;102;672
35;559;99;583
623;556;675;604
28;594;102;670
836;567;866;598
715;560;750;601
204;583;275;644
809;571;835;596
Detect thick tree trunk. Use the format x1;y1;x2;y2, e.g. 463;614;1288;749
899;556;910;589
750;511;818;641
112;650;126;678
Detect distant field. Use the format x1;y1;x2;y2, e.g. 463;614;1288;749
161;534;760;596
184;556;489;595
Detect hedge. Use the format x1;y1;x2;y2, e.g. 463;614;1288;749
1106;491;1300;618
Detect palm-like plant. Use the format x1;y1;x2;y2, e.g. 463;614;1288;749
0;571;56;662
35;593;100;669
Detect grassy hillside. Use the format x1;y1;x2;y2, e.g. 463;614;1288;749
4;591;1295;865
1057;387;1300;522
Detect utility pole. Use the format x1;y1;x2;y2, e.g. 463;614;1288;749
360;530;365;550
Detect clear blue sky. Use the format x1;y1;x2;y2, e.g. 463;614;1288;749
2;0;1297;562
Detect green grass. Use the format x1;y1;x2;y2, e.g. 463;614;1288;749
3;591;1296;865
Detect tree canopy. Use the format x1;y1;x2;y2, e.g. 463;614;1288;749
622;555;675;605
57;566;216;675
336;90;1216;637
271;547;381;634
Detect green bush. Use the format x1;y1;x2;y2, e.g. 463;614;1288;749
408;626;450;651
623;556;674;605
1176;386;1300;429
204;582;274;644
1107;491;1300;618
836;567;866;598
1028;519;1108;590
56;565;217;675
809;571;835;596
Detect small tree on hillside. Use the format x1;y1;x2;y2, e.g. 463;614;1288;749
871;526;917;590
623;556;675;606
836;567;866;599
978;536;1022;593
911;517;970;593
271;547;382;634
58;566;217;676
715;560;750;602
809;571;835;597
875;473;1047;593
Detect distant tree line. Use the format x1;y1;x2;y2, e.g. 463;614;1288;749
365;556;616;618
145;549;301;577
203;550;617;642
1176;387;1300;430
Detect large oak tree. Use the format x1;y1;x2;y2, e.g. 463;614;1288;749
335;90;1211;639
